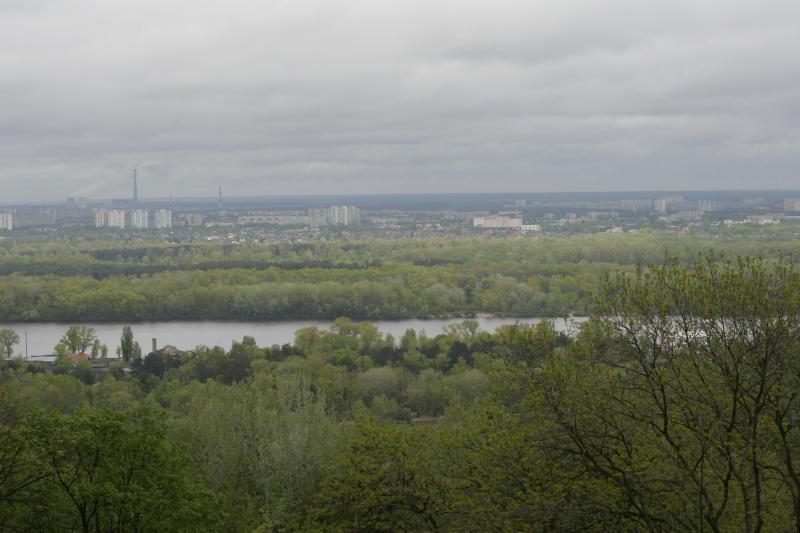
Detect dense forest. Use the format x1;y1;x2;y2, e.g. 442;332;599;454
2;232;800;321
3;254;800;531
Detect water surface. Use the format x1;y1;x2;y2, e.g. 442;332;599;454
1;317;587;358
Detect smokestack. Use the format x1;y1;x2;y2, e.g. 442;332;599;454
152;338;157;353
218;185;223;210
133;169;139;202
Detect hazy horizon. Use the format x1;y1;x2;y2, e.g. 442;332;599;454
6;188;800;212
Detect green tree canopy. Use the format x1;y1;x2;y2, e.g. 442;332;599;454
58;325;97;354
0;328;20;359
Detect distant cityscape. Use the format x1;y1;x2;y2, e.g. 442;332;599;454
3;180;800;239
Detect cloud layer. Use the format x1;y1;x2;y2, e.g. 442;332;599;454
1;0;799;201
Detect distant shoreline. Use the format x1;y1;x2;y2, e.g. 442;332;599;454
0;314;590;326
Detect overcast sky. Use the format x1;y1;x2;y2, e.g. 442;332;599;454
1;0;799;201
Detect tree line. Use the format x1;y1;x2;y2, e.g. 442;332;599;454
3;232;800;322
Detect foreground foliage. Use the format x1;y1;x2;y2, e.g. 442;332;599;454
3;253;800;531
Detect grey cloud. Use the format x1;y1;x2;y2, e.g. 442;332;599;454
1;0;799;201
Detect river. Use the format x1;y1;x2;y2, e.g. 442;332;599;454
0;317;587;359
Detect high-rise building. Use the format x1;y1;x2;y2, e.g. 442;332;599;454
784;198;800;212
0;213;12;231
655;196;687;213
697;200;719;212
154;209;173;229
620;199;652;211
309;208;330;226
107;210;126;229
743;196;767;209
131;210;149;229
94;209;107;228
175;213;202;227
329;206;360;226
7;207;55;228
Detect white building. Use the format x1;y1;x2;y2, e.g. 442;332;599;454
655;196;687;213
473;216;523;229
746;215;781;225
0;213;12;231
154;210;173;229
659;211;704;223
238;213;310;226
784;198;800;212
107;210;126;229
620;199;652;211
743;196;767;208
309;208;330;226
520;224;541;232
132;210;149;229
697;200;719;212
175;213;201;227
329;206;360;226
94;209;107;228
